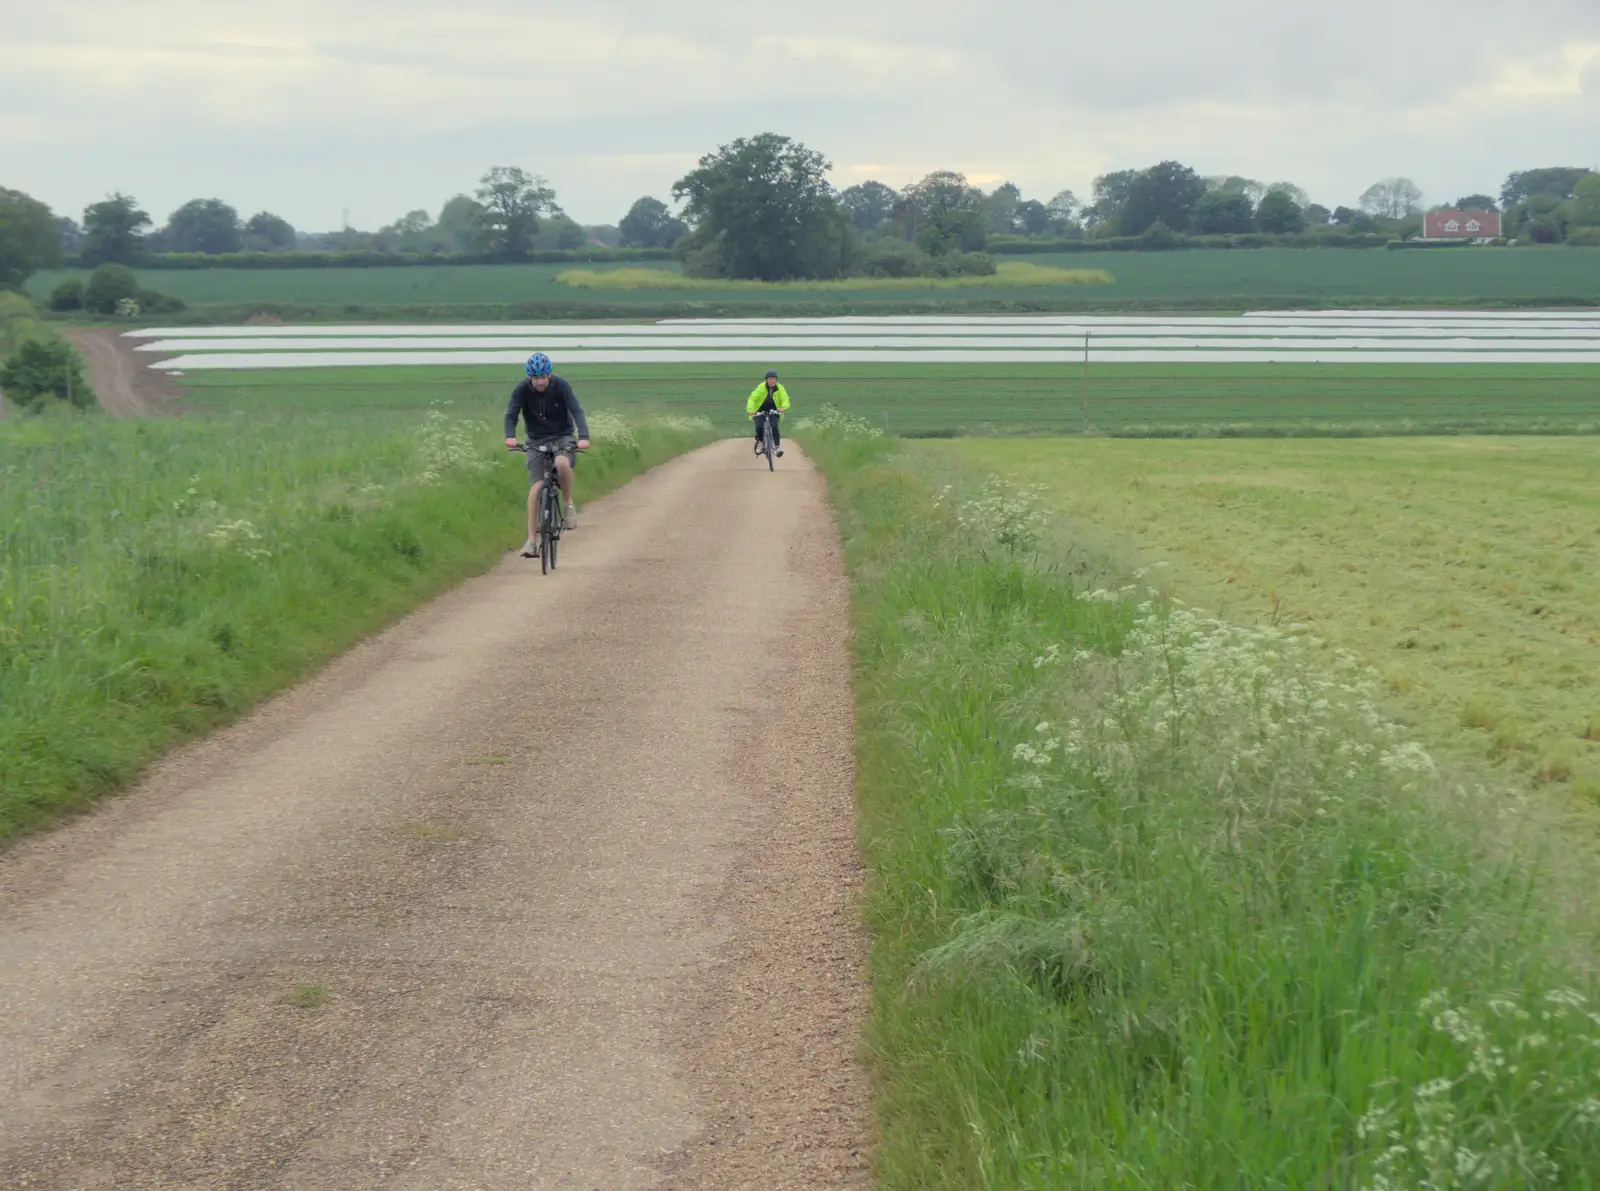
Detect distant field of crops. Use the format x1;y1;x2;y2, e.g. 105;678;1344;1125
28;247;1600;310
170;361;1600;437
555;261;1115;291
938;435;1600;797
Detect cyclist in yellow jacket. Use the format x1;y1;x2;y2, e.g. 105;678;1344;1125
747;369;789;458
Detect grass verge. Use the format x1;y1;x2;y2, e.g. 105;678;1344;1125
801;420;1600;1188
0;408;716;844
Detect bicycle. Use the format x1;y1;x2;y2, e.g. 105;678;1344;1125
509;441;567;574
754;411;780;471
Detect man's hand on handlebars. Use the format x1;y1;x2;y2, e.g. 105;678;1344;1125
576;439;590;451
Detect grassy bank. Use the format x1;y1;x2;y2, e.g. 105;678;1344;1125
940;437;1600;796
0;410;716;843
802;421;1600;1187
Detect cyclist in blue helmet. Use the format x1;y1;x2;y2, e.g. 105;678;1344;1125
505;352;590;554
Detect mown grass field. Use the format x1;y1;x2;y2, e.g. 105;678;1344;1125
28;246;1600;310
0;408;716;843
169;361;1600;437
940;435;1600;797
806;425;1600;1188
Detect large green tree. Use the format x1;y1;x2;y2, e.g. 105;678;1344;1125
1256;187;1306;234
1014;199;1052;236
1501;167;1591;206
1190;190;1256;234
899;171;987;254
376;209;435;252
1206;175;1266;205
983;182;1022;236
163;198;243;254
1046;190;1081;233
435;195;488;253
475;167;558;259
1569;174;1600;228
1359;177;1424;220
1085;170;1140;230
838;181;899;235
618;197;688;248
81;193;151;265
1118;161;1207;236
672;133;852;280
244;211;297;251
0;187;60;287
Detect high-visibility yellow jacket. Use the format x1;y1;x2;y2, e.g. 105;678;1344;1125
746;382;791;415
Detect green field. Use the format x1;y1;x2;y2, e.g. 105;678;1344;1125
28;247;1600;311
807;426;1600;1187
938;435;1600;796
172;361;1600;437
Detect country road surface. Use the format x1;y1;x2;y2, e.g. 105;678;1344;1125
0;440;870;1190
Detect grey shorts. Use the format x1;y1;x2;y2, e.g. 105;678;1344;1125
526;435;576;483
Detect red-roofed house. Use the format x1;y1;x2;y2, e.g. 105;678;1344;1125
1423;209;1502;242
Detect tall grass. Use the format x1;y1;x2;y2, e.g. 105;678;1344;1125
803;426;1600;1188
555;262;1116;291
0;408;715;842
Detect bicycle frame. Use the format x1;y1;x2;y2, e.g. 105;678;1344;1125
511;441;568;573
755;411;780;470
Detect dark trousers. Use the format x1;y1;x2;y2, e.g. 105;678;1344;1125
753;411;781;448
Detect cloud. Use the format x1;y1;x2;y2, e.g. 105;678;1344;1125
3;0;1596;227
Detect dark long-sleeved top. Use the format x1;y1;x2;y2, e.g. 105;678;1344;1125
504;375;589;441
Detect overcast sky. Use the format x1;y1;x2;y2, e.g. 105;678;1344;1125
5;1;1598;231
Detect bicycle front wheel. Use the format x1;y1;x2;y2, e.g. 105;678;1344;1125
538;488;556;575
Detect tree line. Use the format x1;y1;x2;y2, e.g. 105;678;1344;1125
3;142;1598;290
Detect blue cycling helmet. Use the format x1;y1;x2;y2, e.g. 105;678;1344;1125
765;369;778;379
525;352;553;377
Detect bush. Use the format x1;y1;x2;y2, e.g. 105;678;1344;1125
1527;219;1565;244
136;287;186;314
856;242;997;279
926;251;998;278
1139;220;1184;249
1565;226;1600;247
0;337;93;410
859;240;934;278
49;278;85;311
83;263;140;313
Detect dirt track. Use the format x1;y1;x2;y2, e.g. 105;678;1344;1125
60;326;177;416
0;440;871;1189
